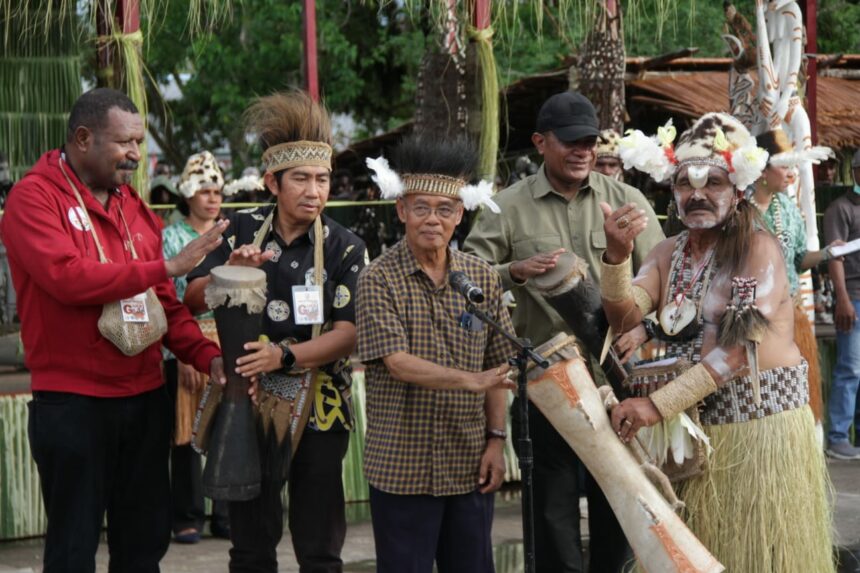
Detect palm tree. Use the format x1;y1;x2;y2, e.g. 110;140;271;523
1;0;232;196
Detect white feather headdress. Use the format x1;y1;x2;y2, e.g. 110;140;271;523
769;146;834;168
222;174;264;197
618;119;677;183
365;156;500;213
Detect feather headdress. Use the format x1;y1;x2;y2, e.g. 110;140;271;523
244;90;333;173
365;134;500;213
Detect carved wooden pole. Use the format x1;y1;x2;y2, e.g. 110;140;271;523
303;0;320;101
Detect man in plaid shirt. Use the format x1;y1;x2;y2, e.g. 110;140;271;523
356;136;514;573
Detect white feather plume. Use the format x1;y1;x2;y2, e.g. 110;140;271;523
639;412;712;467
769;146;834;167
223;174;264;197
618;129;675;183
459;180;500;213
365;156;404;200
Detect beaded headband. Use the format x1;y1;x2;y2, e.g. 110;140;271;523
261;140;332;174
401;174;465;198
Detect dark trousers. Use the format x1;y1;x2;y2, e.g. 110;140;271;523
513;398;632;573
369;486;495;573
228;430;350;573
163;359;229;533
28;387;172;573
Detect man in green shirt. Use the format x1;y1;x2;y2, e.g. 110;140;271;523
463;91;664;573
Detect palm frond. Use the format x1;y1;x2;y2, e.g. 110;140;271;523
0;1;81;180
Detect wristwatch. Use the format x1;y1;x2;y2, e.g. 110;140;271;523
280;342;296;371
642;318;657;341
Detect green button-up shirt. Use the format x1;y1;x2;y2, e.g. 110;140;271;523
463;165;664;348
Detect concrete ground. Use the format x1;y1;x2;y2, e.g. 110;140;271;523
0;460;858;573
2;363;858;572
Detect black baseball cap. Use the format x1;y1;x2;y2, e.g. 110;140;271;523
535;92;601;143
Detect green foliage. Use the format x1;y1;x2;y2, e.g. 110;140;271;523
139;0;860;175
818;0;860;54
0;2;81;180
144;0;425;174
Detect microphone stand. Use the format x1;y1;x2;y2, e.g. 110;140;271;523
466;302;546;573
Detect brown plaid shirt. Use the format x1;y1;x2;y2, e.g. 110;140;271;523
356;239;515;496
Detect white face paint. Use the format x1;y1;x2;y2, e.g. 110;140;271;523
757;262;775;299
673;165;736;230
632;258;655;285
702;273;729;319
704;347;740;380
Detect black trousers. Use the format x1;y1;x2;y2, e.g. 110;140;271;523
369;486;495;573
28;387;172;573
513;398;633;573
163;359;229;533
228;430;350;573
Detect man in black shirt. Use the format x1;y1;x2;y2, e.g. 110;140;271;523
186;90;366;573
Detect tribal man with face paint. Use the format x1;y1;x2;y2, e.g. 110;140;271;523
596;112;835;572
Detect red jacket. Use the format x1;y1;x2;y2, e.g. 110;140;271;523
1;150;220;397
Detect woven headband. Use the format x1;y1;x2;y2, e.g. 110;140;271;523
365;156;500;213
401;174;465;198
262;140;332;173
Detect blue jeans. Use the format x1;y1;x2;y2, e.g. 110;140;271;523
828;299;860;444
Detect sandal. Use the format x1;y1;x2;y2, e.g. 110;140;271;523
174;528;201;544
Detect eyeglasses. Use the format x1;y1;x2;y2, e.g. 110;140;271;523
408;204;458;220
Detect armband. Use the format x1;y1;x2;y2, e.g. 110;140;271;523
648;363;717;420
600;255;633;302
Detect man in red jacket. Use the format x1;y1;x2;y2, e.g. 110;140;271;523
0;88;227;573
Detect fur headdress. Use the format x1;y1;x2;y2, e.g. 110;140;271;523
178;151;225;198
596;129;622;159
365;135;500;213
244;90;333;174
619;113;769;190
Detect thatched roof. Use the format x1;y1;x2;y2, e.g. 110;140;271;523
336;55;860;171
628;73;860;149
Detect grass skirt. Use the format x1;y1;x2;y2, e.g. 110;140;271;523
676;405;834;572
794;304;823;421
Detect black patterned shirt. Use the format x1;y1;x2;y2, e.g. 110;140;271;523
188;205;367;432
356;239;514;495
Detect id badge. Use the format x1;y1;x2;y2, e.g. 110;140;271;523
292;285;324;325
120;293;149;323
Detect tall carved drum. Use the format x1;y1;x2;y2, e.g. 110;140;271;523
527;335;724;573
531;251;628;393
201;265;267;501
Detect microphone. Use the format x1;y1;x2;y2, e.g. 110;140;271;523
449;271;485;304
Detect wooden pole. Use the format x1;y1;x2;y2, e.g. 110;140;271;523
95;0;113;87
117;0;140;32
96;0;140;88
805;0;817;145
473;0;490;29
303;0;320;101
